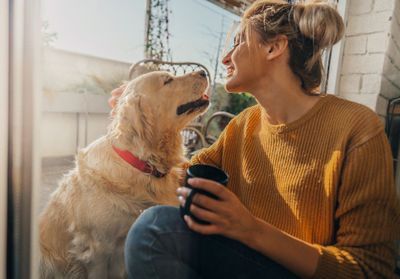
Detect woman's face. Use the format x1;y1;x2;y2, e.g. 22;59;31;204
222;31;266;93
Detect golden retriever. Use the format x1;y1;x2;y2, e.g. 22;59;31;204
39;70;209;278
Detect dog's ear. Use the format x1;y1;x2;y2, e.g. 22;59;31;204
110;81;129;117
124;94;154;145
109;82;154;147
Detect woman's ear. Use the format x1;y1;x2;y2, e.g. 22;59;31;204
265;35;288;60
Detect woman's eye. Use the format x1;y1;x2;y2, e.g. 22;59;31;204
164;78;173;85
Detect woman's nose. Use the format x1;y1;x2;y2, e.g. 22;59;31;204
222;50;232;65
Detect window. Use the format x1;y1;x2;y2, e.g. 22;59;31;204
321;0;349;95
0;0;9;277
385;98;400;177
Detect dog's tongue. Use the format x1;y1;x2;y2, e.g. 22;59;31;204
202;87;210;100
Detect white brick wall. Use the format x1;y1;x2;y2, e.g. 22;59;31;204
338;92;378;110
374;0;395;12
349;0;373;15
346;11;392;35
341;53;385;74
387;39;400;71
383;55;400;89
340;74;361;93
339;0;400;213
375;95;389;117
381;75;400;99
367;32;389;53
384;8;400;94
339;0;400;117
360;74;382;94
344;35;367;54
392;10;400;49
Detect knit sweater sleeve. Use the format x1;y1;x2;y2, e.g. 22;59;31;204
313;131;400;278
190;114;239;167
189;127;226;167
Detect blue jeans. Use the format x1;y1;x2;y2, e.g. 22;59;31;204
125;205;298;279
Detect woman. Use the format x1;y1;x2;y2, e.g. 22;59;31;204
113;1;400;278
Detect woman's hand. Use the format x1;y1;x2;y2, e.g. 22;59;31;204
177;178;260;243
108;84;126;114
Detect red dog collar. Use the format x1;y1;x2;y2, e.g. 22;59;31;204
112;145;166;178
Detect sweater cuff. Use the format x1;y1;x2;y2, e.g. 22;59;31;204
312;245;361;279
312;245;340;278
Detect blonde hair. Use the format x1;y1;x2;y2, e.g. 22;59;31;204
241;0;344;93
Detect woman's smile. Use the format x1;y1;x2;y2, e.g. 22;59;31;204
226;66;235;77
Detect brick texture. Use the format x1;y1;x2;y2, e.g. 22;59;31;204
339;0;399;117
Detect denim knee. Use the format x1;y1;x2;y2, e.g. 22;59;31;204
124;205;186;278
124;206;184;256
130;205;182;234
126;206;168;247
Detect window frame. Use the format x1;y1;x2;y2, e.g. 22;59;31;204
322;0;349;95
0;0;10;277
6;0;42;277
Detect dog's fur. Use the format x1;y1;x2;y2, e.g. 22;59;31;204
39;71;209;278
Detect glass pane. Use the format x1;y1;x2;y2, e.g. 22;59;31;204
39;0;145;277
39;0;145;208
0;1;9;276
38;0;240;277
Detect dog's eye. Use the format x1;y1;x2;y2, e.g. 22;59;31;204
164;77;173;85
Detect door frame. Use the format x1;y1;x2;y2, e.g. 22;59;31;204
7;0;42;278
324;0;349;95
0;0;10;277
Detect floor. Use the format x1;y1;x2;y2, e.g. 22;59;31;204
40;156;75;212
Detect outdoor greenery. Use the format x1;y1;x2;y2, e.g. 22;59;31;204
225;91;258;115
42;21;57;46
202;82;257;140
208;83;257;116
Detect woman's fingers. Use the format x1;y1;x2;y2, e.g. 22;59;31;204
177;188;226;215
189;204;223;225
187;178;229;200
108;84;126;109
111;85;125;97
191;191;224;212
176;187;191;198
183;215;221;235
108;96;118;109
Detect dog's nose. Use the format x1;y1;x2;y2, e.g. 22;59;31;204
198;70;207;78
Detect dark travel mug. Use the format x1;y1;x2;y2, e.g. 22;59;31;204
180;164;229;225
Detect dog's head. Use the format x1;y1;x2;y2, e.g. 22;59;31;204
110;70;209;149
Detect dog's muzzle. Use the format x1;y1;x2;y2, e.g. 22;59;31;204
176;97;210;115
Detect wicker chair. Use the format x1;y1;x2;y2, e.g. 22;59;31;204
203;111;235;144
129;59;212;81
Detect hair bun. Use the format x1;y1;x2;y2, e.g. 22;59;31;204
293;1;344;50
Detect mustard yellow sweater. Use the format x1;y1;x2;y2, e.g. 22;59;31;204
191;94;400;278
